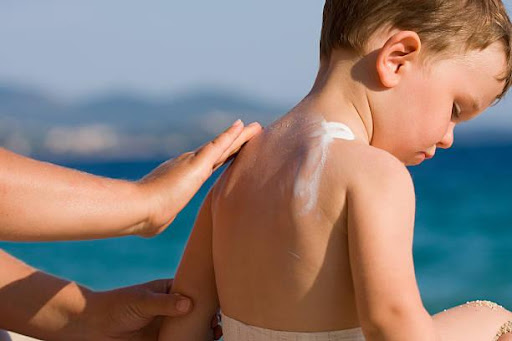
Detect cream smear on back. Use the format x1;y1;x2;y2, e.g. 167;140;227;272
294;119;355;216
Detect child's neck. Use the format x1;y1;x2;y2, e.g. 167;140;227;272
286;49;375;145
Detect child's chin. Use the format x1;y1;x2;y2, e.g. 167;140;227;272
407;161;423;166
406;155;426;166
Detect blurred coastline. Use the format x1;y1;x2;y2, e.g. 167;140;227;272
3;84;512;163
0;85;284;162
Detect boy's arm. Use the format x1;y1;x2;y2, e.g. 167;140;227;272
347;151;441;341
158;190;219;341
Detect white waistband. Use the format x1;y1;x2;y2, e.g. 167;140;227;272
221;312;366;341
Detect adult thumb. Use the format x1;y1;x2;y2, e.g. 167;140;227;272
139;292;194;318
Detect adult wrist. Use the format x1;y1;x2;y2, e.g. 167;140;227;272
69;289;106;341
108;179;153;238
53;283;95;341
131;179;160;237
18;282;94;341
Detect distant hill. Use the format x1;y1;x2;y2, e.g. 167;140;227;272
0;86;285;161
1;85;511;162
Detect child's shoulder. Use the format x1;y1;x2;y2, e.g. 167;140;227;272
327;140;415;198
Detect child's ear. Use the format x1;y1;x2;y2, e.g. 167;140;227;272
376;31;422;88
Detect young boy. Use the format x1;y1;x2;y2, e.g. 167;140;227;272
159;1;512;340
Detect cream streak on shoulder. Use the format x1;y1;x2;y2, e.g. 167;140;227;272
293;119;355;216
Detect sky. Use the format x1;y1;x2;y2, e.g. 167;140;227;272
1;1;512;128
0;1;322;105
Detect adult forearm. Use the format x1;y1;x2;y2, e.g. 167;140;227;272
0;250;90;340
0;148;147;241
0;122;262;240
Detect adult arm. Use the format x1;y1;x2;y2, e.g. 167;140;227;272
0;249;194;341
347;150;441;341
0;121;261;241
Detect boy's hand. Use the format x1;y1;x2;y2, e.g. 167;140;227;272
83;279;222;340
137;120;262;237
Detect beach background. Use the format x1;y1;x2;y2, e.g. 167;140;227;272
3;144;512;341
1;144;512;314
1;1;512;339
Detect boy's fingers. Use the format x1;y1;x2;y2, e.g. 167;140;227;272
196;120;244;165
213;325;223;340
213;122;263;171
210;313;223;339
211;314;219;328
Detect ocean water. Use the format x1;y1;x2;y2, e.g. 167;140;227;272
1;144;512;316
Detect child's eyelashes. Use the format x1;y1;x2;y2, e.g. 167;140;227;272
451;102;462;120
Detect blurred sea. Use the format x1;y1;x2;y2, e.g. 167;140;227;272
1;144;512;315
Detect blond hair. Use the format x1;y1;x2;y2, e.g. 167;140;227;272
320;0;512;98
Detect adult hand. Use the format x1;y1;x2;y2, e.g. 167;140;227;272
83;279;222;341
137;120;262;237
0;119;260;241
0;251;220;340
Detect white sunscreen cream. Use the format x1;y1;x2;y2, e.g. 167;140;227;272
294;119;355;216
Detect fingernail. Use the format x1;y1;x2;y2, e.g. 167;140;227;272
176;297;191;312
232;119;243;127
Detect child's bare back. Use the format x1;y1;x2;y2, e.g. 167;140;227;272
210;92;426;334
212;110;362;332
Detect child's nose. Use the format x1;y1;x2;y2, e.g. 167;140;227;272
436;122;455;149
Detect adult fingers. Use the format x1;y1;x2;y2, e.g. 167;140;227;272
212;122;263;171
138;292;194;318
195;120;245;167
134;278;174;294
